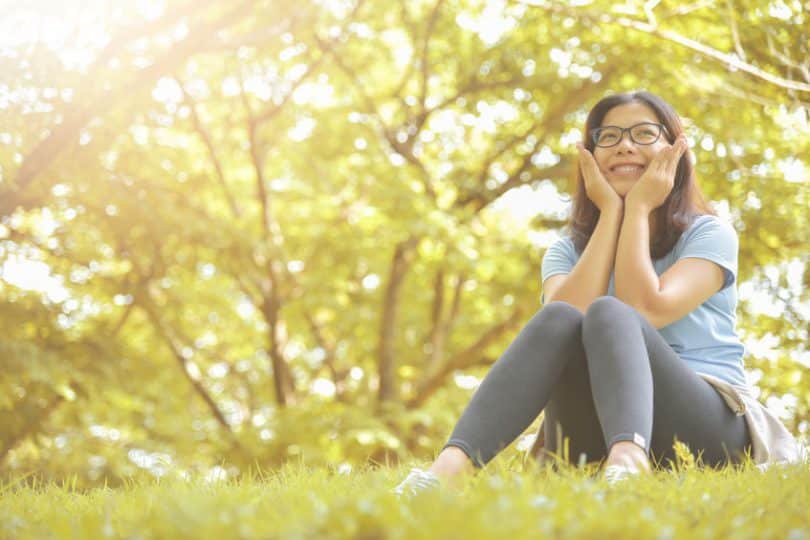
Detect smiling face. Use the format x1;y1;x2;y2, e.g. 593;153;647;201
593;101;671;198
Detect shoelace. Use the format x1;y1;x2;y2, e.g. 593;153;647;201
393;468;441;496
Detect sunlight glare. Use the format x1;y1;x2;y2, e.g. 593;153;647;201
455;0;519;46
311;378;337;397
1;255;69;303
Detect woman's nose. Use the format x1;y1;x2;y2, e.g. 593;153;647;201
614;134;637;152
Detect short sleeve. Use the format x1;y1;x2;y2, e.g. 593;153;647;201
677;216;739;290
541;236;577;302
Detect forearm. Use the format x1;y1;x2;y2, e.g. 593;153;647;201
546;203;624;313
614;205;660;309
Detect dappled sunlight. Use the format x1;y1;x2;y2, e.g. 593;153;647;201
0;0;807;500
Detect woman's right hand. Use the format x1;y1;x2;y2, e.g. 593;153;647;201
576;143;623;213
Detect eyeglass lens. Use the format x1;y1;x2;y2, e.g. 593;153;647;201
593;124;662;147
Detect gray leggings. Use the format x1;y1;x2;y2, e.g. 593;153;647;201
444;297;752;469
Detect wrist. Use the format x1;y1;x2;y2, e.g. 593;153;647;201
624;201;652;217
600;199;624;216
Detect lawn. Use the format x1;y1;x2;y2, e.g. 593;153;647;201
2;458;808;539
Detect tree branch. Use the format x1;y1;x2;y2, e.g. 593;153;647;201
138;297;239;441
319;35;438;201
425;266;446;372
239;81;295;407
456;68;616;214
2;0;257;218
303;312;349;402
0;394;64;467
725;0;746;63
516;0;810;93
407;305;526;408
179;79;241;220
378;235;422;403
418;0;446;112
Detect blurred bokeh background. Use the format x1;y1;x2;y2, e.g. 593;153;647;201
1;0;808;488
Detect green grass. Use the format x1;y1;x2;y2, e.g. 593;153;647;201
2;459;809;540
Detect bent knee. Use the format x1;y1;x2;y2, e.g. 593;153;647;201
541;301;585;322
584;296;636;327
529;301;583;333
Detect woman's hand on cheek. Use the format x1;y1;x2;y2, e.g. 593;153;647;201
625;135;688;214
577;143;623;212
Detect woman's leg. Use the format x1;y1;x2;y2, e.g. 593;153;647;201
582;296;752;469
540;346;608;468
436;301;589;472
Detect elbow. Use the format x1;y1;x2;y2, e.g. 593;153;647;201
625;301;663;328
639;307;665;329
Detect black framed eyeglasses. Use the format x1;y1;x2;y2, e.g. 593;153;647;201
590;122;668;148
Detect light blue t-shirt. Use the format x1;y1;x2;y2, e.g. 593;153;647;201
541;214;747;387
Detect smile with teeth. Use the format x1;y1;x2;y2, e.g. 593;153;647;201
610;164;645;176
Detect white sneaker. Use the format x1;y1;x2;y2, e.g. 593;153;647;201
393;467;441;497
603;464;641;485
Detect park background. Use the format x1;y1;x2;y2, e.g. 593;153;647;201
1;0;808;489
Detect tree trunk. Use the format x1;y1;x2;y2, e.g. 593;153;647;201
377;236;420;403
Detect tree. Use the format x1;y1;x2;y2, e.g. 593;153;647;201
1;0;807;486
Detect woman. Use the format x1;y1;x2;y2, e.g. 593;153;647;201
395;90;801;495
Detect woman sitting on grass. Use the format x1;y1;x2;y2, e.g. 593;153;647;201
395;90;802;495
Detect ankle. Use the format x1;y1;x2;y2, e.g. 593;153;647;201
429;446;474;482
606;441;651;471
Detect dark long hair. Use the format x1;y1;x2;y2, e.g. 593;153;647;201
568;91;714;259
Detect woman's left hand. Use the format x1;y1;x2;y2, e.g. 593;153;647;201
625;135;689;214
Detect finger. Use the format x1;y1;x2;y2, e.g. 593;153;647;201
661;140;681;166
658;137;685;168
678;136;689;156
576;142;593;160
670;135;686;154
650;149;670;174
576;144;599;174
657;146;678;177
668;136;689;171
575;144;588;173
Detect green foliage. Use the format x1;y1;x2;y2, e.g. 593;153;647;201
0;0;808;484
